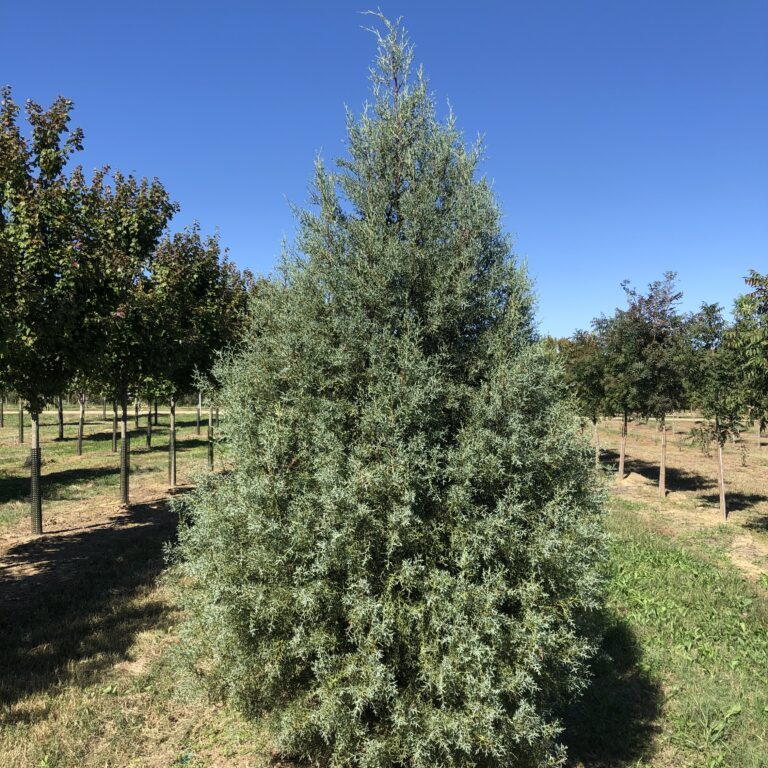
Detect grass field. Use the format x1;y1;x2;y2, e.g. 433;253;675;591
1;411;767;767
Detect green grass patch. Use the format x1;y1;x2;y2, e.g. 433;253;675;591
0;408;211;532
567;499;768;767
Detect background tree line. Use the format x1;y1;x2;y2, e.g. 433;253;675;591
556;270;768;519
0;88;252;533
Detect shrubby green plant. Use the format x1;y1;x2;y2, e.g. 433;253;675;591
172;16;605;768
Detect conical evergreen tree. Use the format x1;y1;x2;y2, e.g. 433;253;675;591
174;17;605;768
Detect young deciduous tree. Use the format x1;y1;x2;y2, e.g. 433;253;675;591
594;275;685;491
628;273;686;497
88;168;176;505
150;225;249;487
686;304;745;520
0;88;90;533
731;272;768;447
594;299;645;481
559;330;607;467
172;18;605;768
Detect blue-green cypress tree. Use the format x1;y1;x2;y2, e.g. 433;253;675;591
173;16;605;767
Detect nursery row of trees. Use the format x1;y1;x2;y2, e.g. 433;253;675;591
556;270;768;519
0;88;252;533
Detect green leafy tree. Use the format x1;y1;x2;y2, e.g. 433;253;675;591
87;168;176;504
65;166;120;458
594;296;645;481
559;331;607;467
200;258;253;468
150;225;248;486
730;272;768;447
685;304;745;520
627;273;686;497
172;18;605;768
594;274;685;491
0;88;90;533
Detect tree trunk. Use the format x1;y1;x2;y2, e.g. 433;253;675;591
717;439;727;521
154;398;158;426
102;398;107;420
618;411;628;481
196;390;202;435
30;411;42;535
57;395;64;440
76;393;86;456
756;420;761;449
111;401;118;453
18;400;24;444
215;407;219;428
120;393;130;506
207;401;214;470
659;417;667;498
0;392;4;428
134;399;139;428
593;419;600;468
146;400;152;448
169;397;177;488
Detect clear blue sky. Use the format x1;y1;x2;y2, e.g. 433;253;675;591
3;1;766;337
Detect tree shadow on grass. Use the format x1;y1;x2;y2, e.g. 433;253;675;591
700;492;768;513
563;611;662;767
176;438;208;451
174;417;206;430
0;466;119;504
0;498;179;716
75;426;155;443
601;449;715;492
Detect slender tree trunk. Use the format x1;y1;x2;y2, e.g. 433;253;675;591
207;401;214;470
196;390;202;435
77;393;86;456
717;440;727;521
57;395;64;440
154;398;158;426
102;398;107;420
593;419;600;468
18;400;24;444
146;399;152;448
111;401;118;453
756;420;761;449
0;392;4;428
120;393;129;505
134;399;139;428
618;410;628;481
30;411;42;535
659;416;667;498
215;407;219;428
169;397;177;488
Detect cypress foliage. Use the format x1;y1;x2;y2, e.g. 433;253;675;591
173;17;605;767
